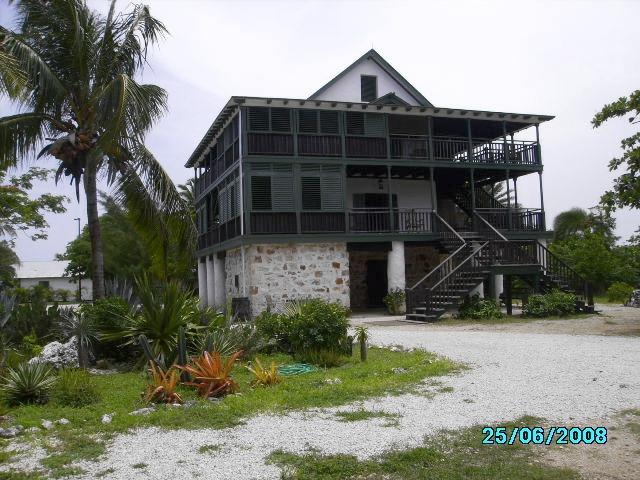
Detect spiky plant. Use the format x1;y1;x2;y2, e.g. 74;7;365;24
354;326;369;362
246;357;281;387
178;351;241;398
1;362;56;405
58;308;97;369
143;362;183;405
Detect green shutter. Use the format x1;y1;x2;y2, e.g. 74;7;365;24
364;113;385;136
270;108;291;132
321;175;344;210
271;176;294;210
251;176;272;210
346;112;364;135
298;110;318;133
320;111;340;134
301;177;321;210
248;107;269;131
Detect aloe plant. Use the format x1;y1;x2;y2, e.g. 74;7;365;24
1;362;56;405
354;326;369;362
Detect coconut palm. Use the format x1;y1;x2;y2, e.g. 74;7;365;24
553;208;590;242
0;0;183;300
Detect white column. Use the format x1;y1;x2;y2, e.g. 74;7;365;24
213;253;226;306
387;241;406;290
197;257;207;307
494;274;504;301
206;255;215;307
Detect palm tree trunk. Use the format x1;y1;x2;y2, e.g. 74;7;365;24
84;162;105;300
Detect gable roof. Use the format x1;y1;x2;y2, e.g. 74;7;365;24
370;92;410;106
308;49;433;107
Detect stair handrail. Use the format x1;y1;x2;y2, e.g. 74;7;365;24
535;242;593;306
429;241;489;291
473;211;508;241
407;213;466;291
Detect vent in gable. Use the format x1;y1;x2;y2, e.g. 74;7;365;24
361;75;377;102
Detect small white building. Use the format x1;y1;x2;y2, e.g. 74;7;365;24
14;261;93;301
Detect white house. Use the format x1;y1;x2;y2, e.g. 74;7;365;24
14;260;93;301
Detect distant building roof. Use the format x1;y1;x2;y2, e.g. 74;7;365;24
14;261;70;279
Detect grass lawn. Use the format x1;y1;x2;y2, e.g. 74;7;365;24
0;347;459;478
269;417;580;480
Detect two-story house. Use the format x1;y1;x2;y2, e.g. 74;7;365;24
186;50;593;320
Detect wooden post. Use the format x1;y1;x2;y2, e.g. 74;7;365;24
293;163;302;234
535;123;541;165
538;171;545;230
387;165;394;231
342;164;349;233
502;121;508;164
505;275;513;316
506;169;512;230
514;176;518;208
427;116;434;163
430;166;437;213
467;118;473;162
470;168;476;228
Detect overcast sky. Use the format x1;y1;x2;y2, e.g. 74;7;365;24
1;0;639;261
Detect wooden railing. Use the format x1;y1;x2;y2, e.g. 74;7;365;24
476;208;544;231
301;212;345;233
348;208;434;233
250;212;297;234
198;216;242;249
345;137;387;158
390;135;429;159
247;132;293;155
297;135;342;156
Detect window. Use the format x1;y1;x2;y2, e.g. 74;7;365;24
247;107;291;132
38;280;50;288
346;112;385;136
249;163;295;211
251;176;272;210
300;164;344;211
301;177;321;210
297;110;341;135
353;193;398;209
361;75;377;102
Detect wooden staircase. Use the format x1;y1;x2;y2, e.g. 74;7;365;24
405;213;593;322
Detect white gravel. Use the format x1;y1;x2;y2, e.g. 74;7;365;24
11;324;640;479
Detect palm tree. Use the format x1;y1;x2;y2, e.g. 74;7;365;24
553;208;589;241
0;0;181;300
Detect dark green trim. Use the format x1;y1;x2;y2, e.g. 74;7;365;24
308;49;433;107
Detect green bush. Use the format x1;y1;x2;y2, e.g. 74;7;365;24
458;295;503;320
19;333;43;359
81;297;135;362
256;300;349;355
52;369;100;407
288;299;349;353
522;290;576;317
1;362;56;405
606;282;635;304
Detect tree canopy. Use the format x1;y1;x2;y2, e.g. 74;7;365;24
592;89;640;214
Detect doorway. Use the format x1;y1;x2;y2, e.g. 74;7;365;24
366;259;388;307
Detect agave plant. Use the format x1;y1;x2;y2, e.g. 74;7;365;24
143;362;183;405
58;308;97;369
1;362;56;405
246;357;281;387
178;351;241;398
103;275;202;366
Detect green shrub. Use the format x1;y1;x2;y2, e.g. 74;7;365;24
288;299;349;353
458;295;503;320
297;348;348;368
383;288;406;315
606;282;635;304
20;333;43;359
255;311;293;352
257;300;349;355
522;290;576;317
1;362;56;405
81;297;134;362
52;369;100;407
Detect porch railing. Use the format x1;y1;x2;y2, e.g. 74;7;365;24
348;208;434;233
476;208;545;231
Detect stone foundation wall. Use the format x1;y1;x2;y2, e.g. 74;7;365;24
405;245;442;287
348;250;387;309
225;248;248;298
226;243;350;317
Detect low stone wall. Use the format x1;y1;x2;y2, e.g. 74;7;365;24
226;243;350;317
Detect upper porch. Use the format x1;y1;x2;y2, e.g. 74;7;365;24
189;98;551;199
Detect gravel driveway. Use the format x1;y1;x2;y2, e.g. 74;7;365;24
61;313;640;478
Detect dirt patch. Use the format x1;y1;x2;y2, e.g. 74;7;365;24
542;410;640;480
351;305;640;337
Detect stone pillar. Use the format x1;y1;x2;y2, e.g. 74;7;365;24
197;257;207;307
387;241;406;290
206;255;215;307
213;253;226;306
